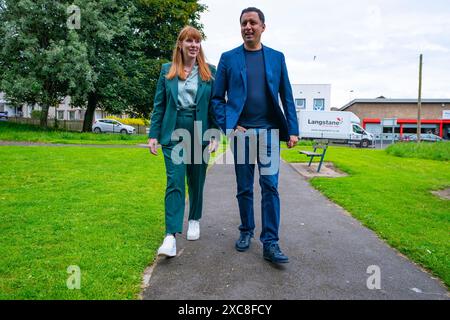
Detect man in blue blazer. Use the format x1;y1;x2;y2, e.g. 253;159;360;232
212;7;299;263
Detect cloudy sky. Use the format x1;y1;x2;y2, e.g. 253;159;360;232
199;0;450;109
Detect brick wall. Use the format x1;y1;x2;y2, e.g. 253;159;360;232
346;103;448;120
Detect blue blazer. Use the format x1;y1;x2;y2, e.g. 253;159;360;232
211;44;299;141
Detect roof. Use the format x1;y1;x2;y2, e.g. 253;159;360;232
340;98;450;111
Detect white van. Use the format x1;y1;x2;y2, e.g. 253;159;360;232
297;111;373;148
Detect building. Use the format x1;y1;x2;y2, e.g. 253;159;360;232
0;92;107;120
47;96;108;121
1;92;50;118
340;98;450;139
0;92;8;113
0;92;35;117
291;84;331;112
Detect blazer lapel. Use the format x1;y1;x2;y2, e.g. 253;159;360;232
263;44;280;110
195;76;206;105
236;45;247;93
262;44;274;95
168;77;178;104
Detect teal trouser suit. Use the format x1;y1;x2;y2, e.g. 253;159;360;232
162;109;209;234
149;63;217;235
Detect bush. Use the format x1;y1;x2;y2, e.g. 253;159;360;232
106;116;149;126
386;141;450;161
31;110;42;119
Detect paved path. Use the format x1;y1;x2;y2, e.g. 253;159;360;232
0;140;148;148
142;151;449;300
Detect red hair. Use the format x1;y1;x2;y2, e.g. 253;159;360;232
166;26;212;82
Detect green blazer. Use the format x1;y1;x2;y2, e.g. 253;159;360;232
149;62;217;145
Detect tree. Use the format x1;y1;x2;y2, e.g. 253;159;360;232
61;0;136;131
0;0;93;127
0;0;207;129
78;0;207;130
127;0;207;118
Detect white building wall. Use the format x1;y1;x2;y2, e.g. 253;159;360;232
47;96;80;120
0;92;31;116
0;92;6;112
2;91;121;120
291;84;331;112
0;92;13;115
43;96;106;120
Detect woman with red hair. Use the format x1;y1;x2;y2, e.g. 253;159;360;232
148;26;217;257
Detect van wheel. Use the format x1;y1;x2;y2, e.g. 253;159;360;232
360;139;369;148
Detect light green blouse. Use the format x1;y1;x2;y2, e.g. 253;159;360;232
177;64;198;110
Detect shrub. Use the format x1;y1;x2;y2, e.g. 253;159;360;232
386;141;450;161
31;110;42;119
106;116;149;126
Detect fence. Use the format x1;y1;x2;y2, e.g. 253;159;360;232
8;117;84;131
8;117;149;135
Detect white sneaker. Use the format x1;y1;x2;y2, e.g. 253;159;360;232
187;220;200;241
157;234;176;257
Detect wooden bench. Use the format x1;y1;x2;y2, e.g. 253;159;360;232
299;141;329;172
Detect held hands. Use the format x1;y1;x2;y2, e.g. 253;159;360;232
287;135;299;148
148;138;159;155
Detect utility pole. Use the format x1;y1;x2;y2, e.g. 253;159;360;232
417;54;423;142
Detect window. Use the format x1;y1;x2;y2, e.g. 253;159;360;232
0;103;4;112
353;125;365;134
313;99;325;111
57;110;64;120
295;99;306;110
382;127;400;133
69;111;76;120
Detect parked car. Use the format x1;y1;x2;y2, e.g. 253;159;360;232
0;111;8;120
400;133;443;142
92;119;136;134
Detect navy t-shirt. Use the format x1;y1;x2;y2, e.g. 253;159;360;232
238;48;277;128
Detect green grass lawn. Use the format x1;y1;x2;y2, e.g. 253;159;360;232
0;122;148;145
0;146;167;299
282;145;450;288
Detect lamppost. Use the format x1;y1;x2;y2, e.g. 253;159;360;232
417;54;423;143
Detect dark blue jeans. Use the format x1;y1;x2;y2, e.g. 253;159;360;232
231;128;280;245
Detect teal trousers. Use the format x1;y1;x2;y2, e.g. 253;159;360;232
162;110;209;234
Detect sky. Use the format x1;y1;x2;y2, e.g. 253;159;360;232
199;0;450;109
